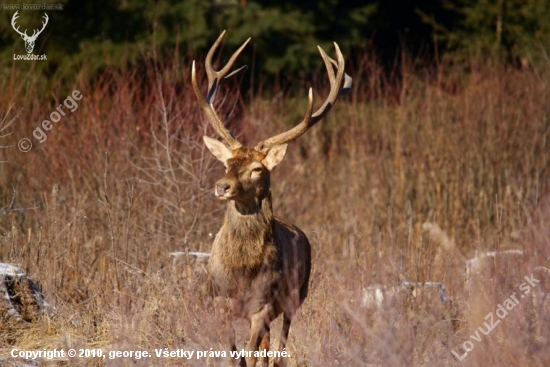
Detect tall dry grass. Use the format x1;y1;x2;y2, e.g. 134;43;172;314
0;51;549;367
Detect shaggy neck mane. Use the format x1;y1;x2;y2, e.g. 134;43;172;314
219;192;275;269
225;192;274;239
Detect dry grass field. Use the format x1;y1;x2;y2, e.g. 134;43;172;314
0;54;549;366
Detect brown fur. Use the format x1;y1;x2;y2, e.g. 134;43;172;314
206;146;311;367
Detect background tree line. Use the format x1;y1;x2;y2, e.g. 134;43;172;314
1;0;549;84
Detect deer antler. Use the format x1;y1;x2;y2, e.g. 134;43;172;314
255;43;351;153
192;30;250;150
11;12;48;39
11;11;27;38
31;13;49;39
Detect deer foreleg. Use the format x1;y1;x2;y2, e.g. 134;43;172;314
274;313;291;367
259;327;270;367
245;305;271;367
213;296;238;363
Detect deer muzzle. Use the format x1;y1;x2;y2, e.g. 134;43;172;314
215;178;237;199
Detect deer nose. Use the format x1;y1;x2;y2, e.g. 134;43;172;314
215;182;232;197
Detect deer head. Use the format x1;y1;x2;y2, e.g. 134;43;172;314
192;31;351;210
202;137;287;211
11;11;49;54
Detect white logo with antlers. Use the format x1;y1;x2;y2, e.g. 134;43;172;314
11;11;49;54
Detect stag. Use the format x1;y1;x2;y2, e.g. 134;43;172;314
192;31;350;367
11;11;49;54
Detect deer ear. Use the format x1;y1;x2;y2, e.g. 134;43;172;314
203;136;233;163
262;144;287;171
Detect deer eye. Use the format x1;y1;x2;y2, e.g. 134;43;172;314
249;167;262;178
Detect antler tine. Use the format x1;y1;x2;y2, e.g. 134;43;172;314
193;30;250;150
40;13;49;31
29;14;48;41
205;31;250;94
310;43;345;123
11;11;27;37
255;42;350;153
